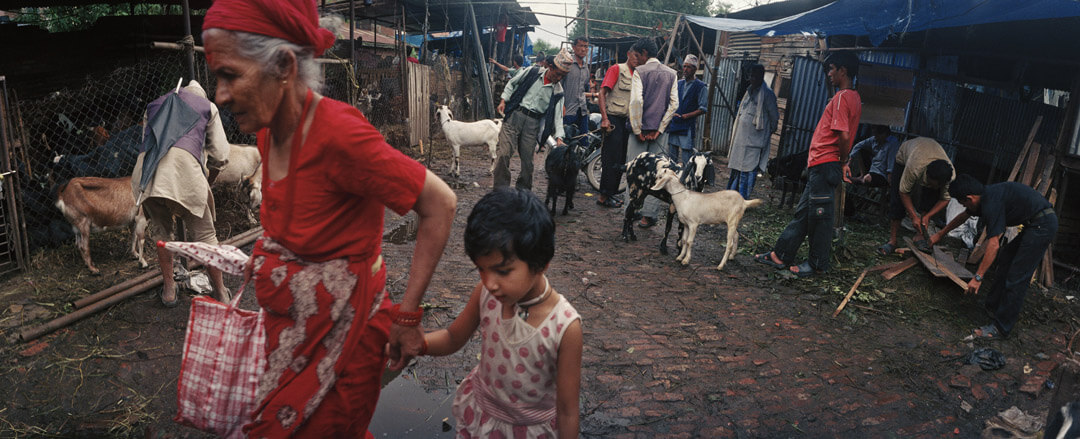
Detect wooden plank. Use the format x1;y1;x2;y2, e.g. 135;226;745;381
1035;154;1056;195
833;269;869;317
1007;116;1042;182
933;247;974;279
904;238;968;290
1020;143;1043;186
882;258;919;280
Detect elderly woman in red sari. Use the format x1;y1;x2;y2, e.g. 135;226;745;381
202;0;456;436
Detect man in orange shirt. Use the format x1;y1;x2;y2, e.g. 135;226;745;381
756;52;862;277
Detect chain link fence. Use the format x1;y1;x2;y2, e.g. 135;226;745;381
5;44;369;265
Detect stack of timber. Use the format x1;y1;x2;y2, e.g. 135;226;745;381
967;116;1057;288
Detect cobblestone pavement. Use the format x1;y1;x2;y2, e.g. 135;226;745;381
382;144;1075;439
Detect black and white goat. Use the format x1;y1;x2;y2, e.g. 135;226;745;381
651;168;762;271
435;105;501;178
622;152;714;255
544;128;585;216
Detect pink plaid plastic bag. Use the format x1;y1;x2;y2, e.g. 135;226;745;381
174;284;264;438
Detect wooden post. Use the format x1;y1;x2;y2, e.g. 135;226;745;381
467;2;495;118
663;15;683;65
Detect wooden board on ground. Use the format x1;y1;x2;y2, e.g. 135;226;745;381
932;247;975;280
881;258;919;280
903;238;968;290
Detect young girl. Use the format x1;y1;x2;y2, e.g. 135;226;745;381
422;188;583;438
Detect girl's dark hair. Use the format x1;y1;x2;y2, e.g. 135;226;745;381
949;174;985;200
465;188;555;272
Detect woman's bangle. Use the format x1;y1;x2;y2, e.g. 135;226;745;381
390;304;423;327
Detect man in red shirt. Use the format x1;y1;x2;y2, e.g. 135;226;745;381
756;52;862;277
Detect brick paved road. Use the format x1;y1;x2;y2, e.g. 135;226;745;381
381;144;1073;438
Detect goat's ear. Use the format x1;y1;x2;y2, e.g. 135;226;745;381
650;172;669;191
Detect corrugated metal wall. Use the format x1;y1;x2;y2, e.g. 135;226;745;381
702;56;749;156
727;32;762;59
777;56;830;158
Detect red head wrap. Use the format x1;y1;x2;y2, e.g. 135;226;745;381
202;0;336;57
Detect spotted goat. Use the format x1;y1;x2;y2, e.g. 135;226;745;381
621;152;714;254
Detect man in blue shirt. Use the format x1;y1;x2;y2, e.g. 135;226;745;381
929;174;1057;339
666;54;708;166
849;125;900;187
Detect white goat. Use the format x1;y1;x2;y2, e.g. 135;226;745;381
651;168;763;271
213;144;262;224
435;105;501;178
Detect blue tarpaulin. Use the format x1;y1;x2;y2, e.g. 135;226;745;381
687;0;1080;46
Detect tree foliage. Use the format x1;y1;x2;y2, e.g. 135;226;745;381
569;0;727;40
532;39;557;56
12;5;183;33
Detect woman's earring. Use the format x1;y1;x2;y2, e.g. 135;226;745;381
282;80;288;85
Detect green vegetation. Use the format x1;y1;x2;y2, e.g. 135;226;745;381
11;5;194;33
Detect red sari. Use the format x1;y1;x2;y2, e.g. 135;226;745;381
244;93;426;437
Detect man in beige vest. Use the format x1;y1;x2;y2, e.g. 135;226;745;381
595;48;640;207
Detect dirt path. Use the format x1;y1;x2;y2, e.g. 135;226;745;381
0;140;1076;438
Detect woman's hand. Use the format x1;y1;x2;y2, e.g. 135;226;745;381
386;324;424;370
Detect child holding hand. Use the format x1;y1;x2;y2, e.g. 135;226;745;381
422;188;583;438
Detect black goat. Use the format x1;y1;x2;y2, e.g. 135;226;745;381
766;150;809;208
544;137;585;217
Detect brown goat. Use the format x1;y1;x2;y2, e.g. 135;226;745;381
56;176;148;274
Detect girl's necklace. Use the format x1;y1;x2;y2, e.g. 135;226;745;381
517;276;551;319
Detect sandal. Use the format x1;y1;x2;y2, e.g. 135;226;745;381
754;252;786;269
968;324;1005;340
789;261;816;278
876;243;897;256
596;197;623;208
161;284;180;308
638;217;657;228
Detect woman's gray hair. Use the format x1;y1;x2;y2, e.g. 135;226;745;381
202;28;327;92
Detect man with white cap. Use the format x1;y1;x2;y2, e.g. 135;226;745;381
666;54;709;166
494;47;573;190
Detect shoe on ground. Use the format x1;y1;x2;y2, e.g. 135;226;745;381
638;216;657;228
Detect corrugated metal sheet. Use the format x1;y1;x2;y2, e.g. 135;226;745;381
702;56;749;156
778;56;830;158
857;50;919;68
727;32;761;59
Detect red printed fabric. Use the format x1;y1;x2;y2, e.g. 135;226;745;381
175;292;266;438
244;236;392;436
256;96;427;263
202;0;335;56
807;89;862;168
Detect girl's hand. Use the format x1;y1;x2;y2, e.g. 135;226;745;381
386;324;424;370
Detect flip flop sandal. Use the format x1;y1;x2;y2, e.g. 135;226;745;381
638;217;657;228
754;252;786;269
789;261;816;278
596;197;622;208
970;324;1004;340
161;285;180;308
876;243;897;256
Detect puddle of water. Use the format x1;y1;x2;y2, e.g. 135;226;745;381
370;376;456;438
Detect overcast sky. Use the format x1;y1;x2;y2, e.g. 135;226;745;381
525;0;762;48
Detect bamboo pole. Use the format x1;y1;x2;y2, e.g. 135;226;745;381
72;227;263;309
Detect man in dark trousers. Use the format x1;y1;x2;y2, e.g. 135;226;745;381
929;174;1057;339
595;47;640;208
666;54;709;166
754;52;862;277
493;48;573;190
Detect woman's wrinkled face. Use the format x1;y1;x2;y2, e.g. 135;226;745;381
204;31;283;134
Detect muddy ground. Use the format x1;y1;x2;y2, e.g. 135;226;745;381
1;139;1078;438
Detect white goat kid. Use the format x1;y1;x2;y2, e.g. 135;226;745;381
213;144;263;225
650;169;763;271
435;105;501;178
